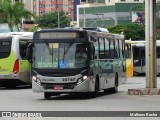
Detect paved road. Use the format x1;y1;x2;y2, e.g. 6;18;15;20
0;76;160;120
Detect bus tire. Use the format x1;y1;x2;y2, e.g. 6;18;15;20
5;84;16;89
44;92;51;99
91;79;99;98
111;74;118;93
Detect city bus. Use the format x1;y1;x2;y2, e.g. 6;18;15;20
132;40;160;75
29;27;126;99
125;39;133;77
0;32;33;88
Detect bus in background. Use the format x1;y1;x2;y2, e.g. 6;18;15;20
125;39;133;77
0;32;33;88
29;27;126;99
132;40;160;75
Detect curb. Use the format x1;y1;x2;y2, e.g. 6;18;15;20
128;88;160;95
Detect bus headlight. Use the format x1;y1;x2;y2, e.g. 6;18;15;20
32;76;36;81
77;76;88;85
83;75;88;80
32;76;41;85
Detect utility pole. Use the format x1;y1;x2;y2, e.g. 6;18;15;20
145;0;157;88
58;11;60;28
83;7;86;27
128;0;160;95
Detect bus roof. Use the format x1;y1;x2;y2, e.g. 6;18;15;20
34;27;124;40
38;27;109;32
132;40;160;47
0;32;33;39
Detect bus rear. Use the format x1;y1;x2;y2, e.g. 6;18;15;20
0;32;33;88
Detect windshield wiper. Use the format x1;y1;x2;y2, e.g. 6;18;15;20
64;40;75;55
62;40;75;61
45;40;52;55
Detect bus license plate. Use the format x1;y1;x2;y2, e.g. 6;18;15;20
54;86;64;90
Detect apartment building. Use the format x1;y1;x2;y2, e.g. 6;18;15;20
33;0;76;20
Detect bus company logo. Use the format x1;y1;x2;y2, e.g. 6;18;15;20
2;112;11;118
42;78;55;82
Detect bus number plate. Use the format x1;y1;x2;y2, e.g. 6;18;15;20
54;86;64;90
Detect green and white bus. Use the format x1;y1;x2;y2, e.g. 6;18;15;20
0;32;33;88
29;27;126;99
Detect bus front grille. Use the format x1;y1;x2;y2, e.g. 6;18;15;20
41;82;77;89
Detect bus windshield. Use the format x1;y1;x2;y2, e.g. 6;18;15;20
32;42;88;69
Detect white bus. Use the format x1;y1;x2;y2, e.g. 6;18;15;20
28;27;126;99
0;32;33;88
132;40;160;75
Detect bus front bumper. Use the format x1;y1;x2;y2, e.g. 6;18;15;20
32;79;90;93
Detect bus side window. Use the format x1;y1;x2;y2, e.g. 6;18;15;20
110;39;115;59
133;47;140;59
93;38;99;59
99;38;105;59
104;38;110;59
19;40;28;59
119;39;123;58
115;39;119;59
122;40;125;58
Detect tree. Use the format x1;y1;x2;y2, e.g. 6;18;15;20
107;24;145;40
35;11;71;28
0;0;34;32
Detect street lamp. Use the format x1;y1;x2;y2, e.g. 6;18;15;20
58;11;60;28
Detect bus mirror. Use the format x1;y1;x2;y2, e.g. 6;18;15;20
26;43;33;63
26;48;32;62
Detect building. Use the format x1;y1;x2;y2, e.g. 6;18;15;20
0;0;33;32
33;0;75;20
80;0;144;5
77;0;147;27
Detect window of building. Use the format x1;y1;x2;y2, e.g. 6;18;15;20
88;0;96;3
97;0;105;3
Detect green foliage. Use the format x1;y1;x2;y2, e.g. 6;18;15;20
28;26;40;32
107;24;145;40
35;11;71;28
0;0;34;32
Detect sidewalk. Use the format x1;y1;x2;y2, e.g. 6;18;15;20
125;76;160;95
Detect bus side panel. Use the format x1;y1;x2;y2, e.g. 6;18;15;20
99;60;115;89
19;60;31;83
0;51;16;75
126;58;133;77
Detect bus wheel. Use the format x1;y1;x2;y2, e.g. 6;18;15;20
5;84;16;89
111;74;118;93
44;92;51;99
91;80;99;98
